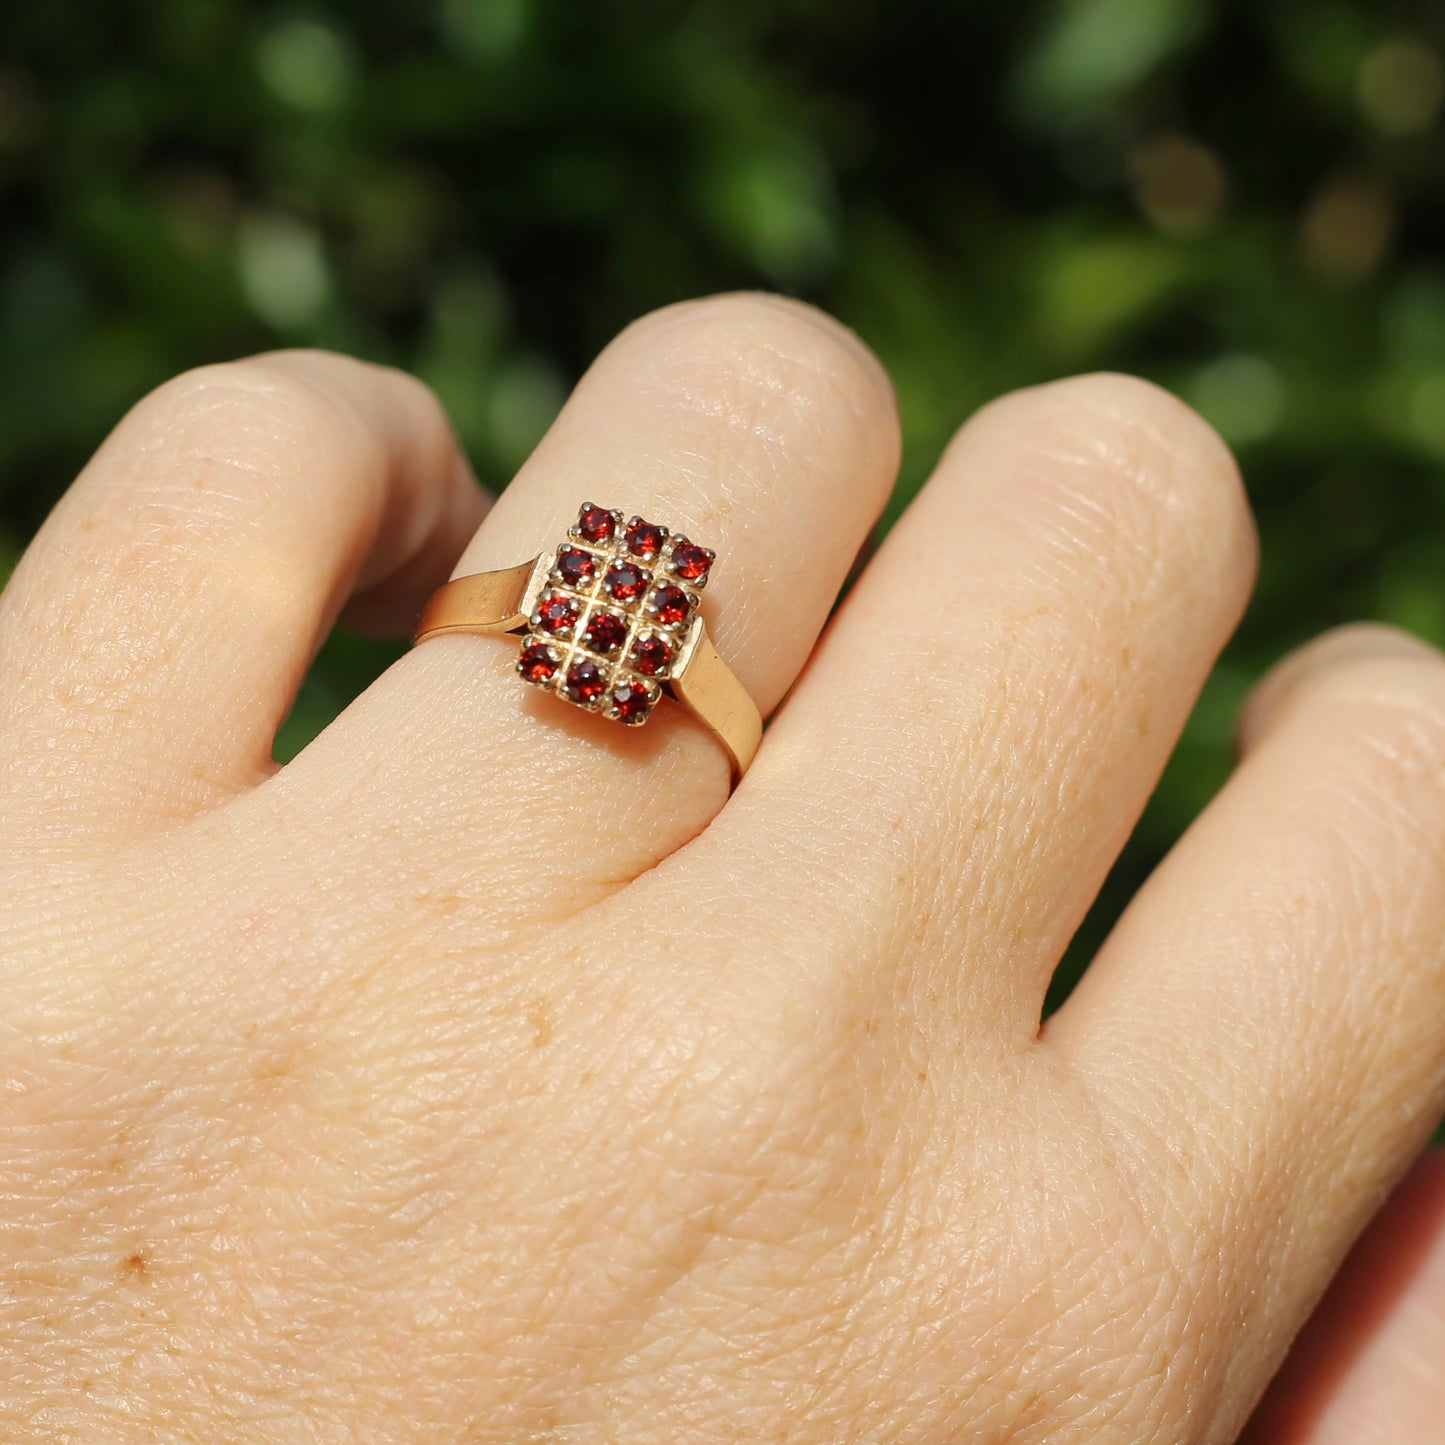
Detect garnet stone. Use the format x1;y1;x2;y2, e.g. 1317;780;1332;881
630;633;674;677
625;516;667;559
583;610;628;655
518;508;720;728
604;561;651;601
610;680;656;725
576;503;616;545
670;538;713;584
535;592;579;636
564;659;608;707
517;640;559;685
649;583;691;627
555;547;596;587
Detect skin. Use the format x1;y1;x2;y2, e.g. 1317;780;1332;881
0;292;1442;1442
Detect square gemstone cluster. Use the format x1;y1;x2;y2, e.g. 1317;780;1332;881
516;503;714;726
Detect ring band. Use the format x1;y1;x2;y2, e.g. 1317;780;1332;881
413;504;762;781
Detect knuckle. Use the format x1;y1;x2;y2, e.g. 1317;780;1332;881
73;356;393;625
1260;644;1445;905
120;354;382;488
347;355;452;438
1241;624;1445;755
614;292;899;476
1308;646;1445;775
971;372;1258;602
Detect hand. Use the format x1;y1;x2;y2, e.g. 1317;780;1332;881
2;294;1442;1442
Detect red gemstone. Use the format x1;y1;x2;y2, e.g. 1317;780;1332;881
610;680;655;725
604;562;651;601
577;504;616;544
556;547;597;586
517;640;559;684
535;591;579;636
564;659;608;706
583;610;628;654
630;633;674;677
649;583;691;626
625;516;667;559
670;538;713;583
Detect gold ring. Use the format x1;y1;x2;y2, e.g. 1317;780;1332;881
414;503;762;781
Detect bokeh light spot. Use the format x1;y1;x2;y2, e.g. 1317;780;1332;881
256;17;354;113
1132;132;1227;235
1359;38;1444;136
1189;354;1286;445
1302;174;1395;282
238;214;331;330
1409;373;1445;458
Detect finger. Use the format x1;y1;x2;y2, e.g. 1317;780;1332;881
1234;621;1437;754
1053;624;1445;1430
1242;1150;1445;1444
672;374;1255;1035
0;352;486;836
284;294;900;902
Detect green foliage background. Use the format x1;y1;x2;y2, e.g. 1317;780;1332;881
3;0;1444;1001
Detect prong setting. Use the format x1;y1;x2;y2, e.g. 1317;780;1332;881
516;503;714;727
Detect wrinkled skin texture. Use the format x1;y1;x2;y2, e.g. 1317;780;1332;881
1;295;1443;1442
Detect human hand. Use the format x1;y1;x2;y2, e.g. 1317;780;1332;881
2;294;1442;1441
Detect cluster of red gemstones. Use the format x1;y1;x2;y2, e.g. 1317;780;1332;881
516;503;715;726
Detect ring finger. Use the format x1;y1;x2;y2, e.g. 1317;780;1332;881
275;293;900;909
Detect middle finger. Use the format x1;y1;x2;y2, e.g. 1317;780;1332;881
693;374;1258;1036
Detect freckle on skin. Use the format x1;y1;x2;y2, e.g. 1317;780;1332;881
254;1052;293;1085
121;1251;147;1281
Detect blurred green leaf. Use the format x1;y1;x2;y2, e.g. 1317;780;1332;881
702;134;839;285
1014;0;1207;117
440;0;529;64
1032;231;1193;357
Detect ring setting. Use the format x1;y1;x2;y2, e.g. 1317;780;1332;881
414;503;761;781
518;504;714;728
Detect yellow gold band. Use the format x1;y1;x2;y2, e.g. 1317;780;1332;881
415;557;541;640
